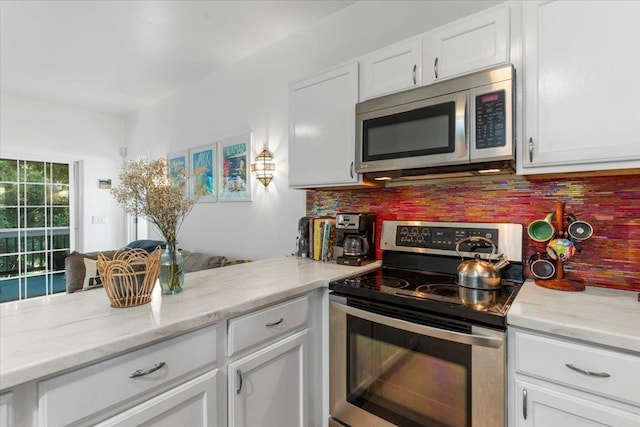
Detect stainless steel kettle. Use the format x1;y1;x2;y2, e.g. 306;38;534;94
455;236;509;290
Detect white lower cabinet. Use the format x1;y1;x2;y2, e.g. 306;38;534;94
227;330;307;427
509;328;640;427
514;378;639;427
0;392;13;427
3;324;219;426
2;290;326;427
94;369;217;427
226;293;317;427
37;324;218;426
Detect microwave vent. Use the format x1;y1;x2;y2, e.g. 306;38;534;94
367;161;515;185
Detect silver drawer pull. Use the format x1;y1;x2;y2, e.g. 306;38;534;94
565;363;611;378
129;362;166;378
236;368;243;394
265;318;284;327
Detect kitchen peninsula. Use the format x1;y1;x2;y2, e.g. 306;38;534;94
2;259;639;426
0;257;380;426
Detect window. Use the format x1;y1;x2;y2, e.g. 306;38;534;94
0;158;73;302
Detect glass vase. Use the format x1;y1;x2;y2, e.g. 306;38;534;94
159;244;184;295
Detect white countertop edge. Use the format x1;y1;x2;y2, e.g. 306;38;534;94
508;280;640;354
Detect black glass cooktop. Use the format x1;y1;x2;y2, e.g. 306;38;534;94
329;266;522;329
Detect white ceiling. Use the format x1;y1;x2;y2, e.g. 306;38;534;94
0;0;356;116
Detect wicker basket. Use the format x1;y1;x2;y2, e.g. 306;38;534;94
98;248;161;308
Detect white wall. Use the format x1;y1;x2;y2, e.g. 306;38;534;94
128;0;501;261
0;93;126;252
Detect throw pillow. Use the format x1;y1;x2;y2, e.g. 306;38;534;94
126;240;166;252
82;258;103;290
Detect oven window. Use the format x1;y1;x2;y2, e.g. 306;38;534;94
347;315;471;427
363;102;455;161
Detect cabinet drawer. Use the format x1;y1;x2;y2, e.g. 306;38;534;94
228;295;308;356
38;324;216;426
514;330;640;405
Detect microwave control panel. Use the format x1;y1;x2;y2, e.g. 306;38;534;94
475;90;506;149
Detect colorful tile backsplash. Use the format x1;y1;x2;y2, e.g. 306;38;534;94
307;175;640;291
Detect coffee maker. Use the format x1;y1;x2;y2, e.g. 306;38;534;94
335;213;376;266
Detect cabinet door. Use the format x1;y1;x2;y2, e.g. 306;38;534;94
424;5;509;83
94;370;217;427
289;63;360;188
0;392;12;427
522;0;640;171
359;37;422;100
228;330;307;427
514;379;640;427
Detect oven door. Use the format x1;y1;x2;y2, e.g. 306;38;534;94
329;294;505;427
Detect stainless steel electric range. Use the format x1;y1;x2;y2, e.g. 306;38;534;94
329;220;524;427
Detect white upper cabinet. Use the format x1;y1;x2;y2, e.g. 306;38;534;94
289;62;363;188
358;36;422;101
424;5;509;84
521;0;640;173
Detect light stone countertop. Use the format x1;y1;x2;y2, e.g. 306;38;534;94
4;260;638;392
508;280;640;353
0;257;380;391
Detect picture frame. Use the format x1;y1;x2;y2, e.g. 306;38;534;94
218;133;252;202
98;179;111;189
189;144;217;203
167;149;188;178
167;149;189;196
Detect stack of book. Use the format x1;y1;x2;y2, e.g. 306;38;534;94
303;217;336;261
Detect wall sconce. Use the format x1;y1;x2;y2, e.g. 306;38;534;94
251;149;276;187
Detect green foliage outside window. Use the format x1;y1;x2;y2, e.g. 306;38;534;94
1;158;72;300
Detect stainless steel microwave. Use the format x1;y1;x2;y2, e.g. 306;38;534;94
355;65;514;180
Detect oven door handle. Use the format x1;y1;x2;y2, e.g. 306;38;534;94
331;301;503;348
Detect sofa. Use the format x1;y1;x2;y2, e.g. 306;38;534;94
65;240;231;293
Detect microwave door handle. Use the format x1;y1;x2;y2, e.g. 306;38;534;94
330;301;503;349
464;95;469;153
455;94;468;159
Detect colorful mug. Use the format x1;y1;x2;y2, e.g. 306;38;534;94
546;238;577;261
528;213;555;242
